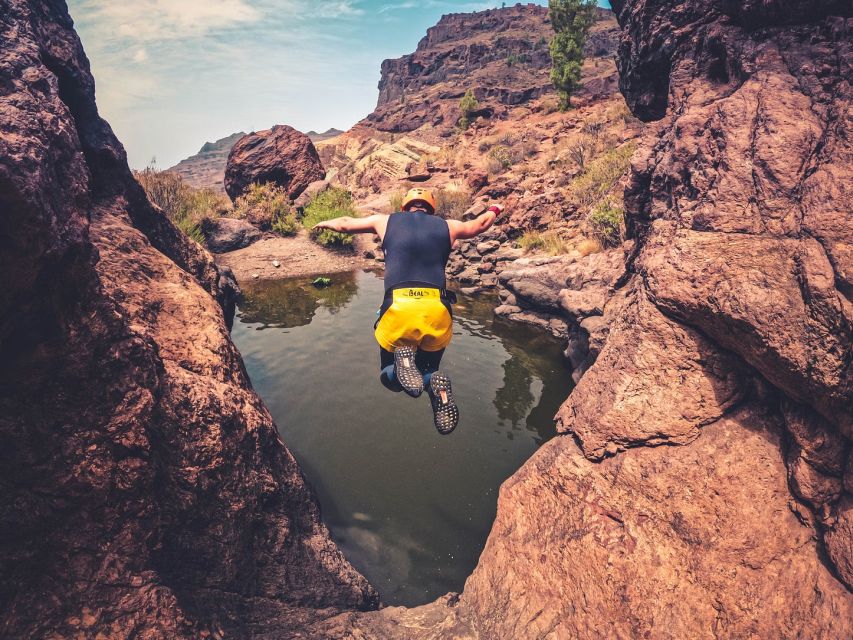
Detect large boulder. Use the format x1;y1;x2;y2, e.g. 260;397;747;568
203;217;263;253
224;125;326;201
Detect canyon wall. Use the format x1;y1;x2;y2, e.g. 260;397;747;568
323;0;853;637
0;1;375;638
364;6;618;136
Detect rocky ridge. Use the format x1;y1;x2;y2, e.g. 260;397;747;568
0;1;375;637
168;131;246;193
368;5;618;135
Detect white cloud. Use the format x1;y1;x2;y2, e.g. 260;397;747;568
132;48;148;63
73;0;261;42
312;1;364;18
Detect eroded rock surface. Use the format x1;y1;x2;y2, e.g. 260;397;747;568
224;125;326;201
0;1;374;637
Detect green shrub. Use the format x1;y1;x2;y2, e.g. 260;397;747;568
303;187;356;247
588;200;624;248
271;212;300;236
134;167;230;243
458;89;479;130
233;183;297;234
174;216;204;244
435;189;473;220
517;231;546;252
567;142;636;208
489;146;513;171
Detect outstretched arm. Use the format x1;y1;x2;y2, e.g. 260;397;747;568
447;204;504;243
313;214;389;237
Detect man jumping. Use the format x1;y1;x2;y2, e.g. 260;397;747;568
313;187;503;434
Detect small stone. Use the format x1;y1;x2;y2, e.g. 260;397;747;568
495;304;522;316
477;240;501;254
252;273;260;279
272;260;281;268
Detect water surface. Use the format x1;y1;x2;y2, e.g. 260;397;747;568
231;270;570;606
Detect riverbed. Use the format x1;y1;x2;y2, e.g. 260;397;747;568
230;270;571;606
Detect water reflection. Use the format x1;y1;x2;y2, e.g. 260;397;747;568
238;272;359;329
230;271;571;605
453;290;570;445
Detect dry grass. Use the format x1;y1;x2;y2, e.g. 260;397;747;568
134;168;230;243
567;142;636;208
388;191;404;212
516;230;573;256
576;237;603;256
435;188;473;220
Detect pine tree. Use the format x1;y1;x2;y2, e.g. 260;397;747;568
548;0;597;110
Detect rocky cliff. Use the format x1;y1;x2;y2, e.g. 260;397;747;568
0;1;375;638
366;5;618;135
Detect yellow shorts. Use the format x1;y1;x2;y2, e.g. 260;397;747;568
374;287;453;353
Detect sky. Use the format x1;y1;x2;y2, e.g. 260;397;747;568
68;1;609;170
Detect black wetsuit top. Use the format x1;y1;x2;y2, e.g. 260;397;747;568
382;211;451;292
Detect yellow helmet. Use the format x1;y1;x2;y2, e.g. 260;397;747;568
401;188;436;213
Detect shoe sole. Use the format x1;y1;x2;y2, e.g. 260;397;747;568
430;372;459;435
394;346;423;398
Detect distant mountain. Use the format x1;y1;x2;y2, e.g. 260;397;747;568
305;128;345;142
169;129;342;191
169;132;246;192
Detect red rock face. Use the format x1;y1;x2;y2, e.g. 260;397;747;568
365;6;620;134
0;1;374;637
224;125;326;201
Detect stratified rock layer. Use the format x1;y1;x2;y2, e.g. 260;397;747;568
0;1;374;637
224;125;326;201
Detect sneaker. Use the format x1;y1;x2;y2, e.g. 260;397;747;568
429;372;459;435
394;346;423;398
